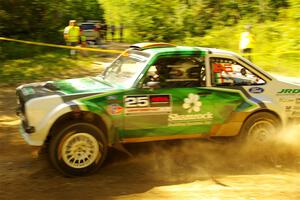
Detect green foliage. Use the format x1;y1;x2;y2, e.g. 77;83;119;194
100;0;290;42
0;49;107;85
0;0;299;79
0;42;58;60
100;0;299;76
0;0;104;42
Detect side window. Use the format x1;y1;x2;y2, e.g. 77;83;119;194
143;56;206;88
210;57;265;86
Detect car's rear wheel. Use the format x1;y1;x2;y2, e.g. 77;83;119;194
240;112;281;143
49;122;107;176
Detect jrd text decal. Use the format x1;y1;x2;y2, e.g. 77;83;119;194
278;89;300;94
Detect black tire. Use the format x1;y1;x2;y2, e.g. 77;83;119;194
239;112;281;143
48;122;107;176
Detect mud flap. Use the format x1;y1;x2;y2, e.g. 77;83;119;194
112;142;133;157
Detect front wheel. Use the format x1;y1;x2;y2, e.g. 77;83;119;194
239;112;281;143
49;122;107;176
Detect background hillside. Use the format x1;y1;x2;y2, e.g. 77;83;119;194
101;0;300;76
0;0;299;77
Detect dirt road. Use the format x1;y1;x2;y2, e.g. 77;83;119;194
1;85;300;200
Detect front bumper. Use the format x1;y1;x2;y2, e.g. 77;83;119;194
16;109;35;134
19;124;43;146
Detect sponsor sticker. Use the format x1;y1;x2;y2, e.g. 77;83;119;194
285;106;292;112
249;87;264;94
21;87;35;96
182;93;202;113
125;107;171;114
107;104;123;115
150;95;170;107
107;96;122;104
168;112;214;126
107;95;118;100
294;106;300;110
213;63;233;73
292;111;300;116
106;96;122;105
168;112;214;121
168;93;214;126
279;98;294;103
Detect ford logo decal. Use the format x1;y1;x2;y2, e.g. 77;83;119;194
249;87;264;93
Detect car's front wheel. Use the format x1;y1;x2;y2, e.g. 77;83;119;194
240;112;281;143
49;122;107;176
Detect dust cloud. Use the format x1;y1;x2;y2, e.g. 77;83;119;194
123;124;300;183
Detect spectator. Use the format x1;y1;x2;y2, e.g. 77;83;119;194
101;23;108;41
64;20;80;56
239;25;255;61
119;23;124;42
111;24;115;41
79;30;88;56
95;22;101;44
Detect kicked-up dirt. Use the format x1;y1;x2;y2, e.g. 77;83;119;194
1;84;300;200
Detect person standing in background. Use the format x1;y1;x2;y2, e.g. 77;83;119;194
79;29;88;56
239;25;255;61
95;22;101;45
111;24;115;41
119;23;124;42
64;20;80;56
101;23;108;41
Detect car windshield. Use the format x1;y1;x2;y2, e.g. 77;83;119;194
102;50;150;88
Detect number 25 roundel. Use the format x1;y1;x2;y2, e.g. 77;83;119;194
125;96;149;108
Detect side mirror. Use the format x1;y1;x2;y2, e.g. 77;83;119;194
144;81;160;89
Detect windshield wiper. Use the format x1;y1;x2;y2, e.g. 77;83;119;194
90;76;114;87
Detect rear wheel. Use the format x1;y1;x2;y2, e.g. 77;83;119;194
240;112;281;143
49;122;107;176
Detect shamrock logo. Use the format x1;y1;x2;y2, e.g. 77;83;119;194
182;93;202;113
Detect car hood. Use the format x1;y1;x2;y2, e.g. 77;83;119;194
16;77;120;103
51;77;114;94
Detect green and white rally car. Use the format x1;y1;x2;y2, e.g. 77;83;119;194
16;43;300;176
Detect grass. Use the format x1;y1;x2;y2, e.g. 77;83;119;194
0;49;115;86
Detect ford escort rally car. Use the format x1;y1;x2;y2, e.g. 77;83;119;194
16;42;300;176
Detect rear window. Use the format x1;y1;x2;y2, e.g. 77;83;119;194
80;24;96;30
